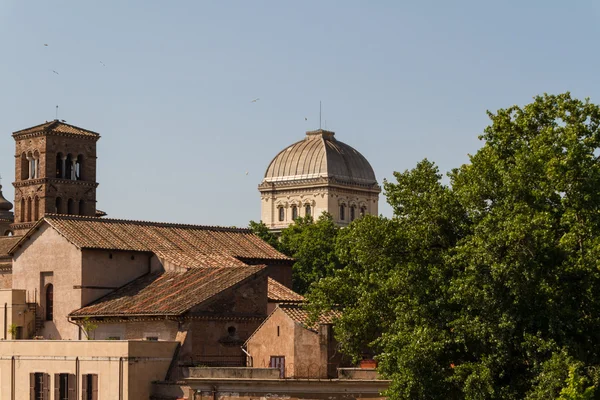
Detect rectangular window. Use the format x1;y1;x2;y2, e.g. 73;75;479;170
81;374;98;400
269;356;285;378
54;373;75;400
29;372;49;400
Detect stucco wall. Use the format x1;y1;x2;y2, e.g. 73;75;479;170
12;224;82;339
0;289;35;339
246;308;297;376
0;269;12;289
0;339;177;400
93;320;179;341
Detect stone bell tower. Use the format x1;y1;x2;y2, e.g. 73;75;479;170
11;120;100;235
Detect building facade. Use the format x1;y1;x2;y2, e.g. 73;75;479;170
259;129;380;232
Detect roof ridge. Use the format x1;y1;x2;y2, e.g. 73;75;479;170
13;120;100;136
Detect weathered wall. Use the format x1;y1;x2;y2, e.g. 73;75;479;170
246;308;297;376
81;249;153;305
0;289;35;339
93;320;178;341
12;224;82;339
0;339;177;400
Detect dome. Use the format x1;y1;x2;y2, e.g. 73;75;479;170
0;185;12;212
263;130;377;186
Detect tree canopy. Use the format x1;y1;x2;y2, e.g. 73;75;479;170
308;93;600;399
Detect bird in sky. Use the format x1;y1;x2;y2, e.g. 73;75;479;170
99;61;106;67
245;171;249;175
251;98;260;103
51;70;59;75
43;44;48;47
305;117;308;121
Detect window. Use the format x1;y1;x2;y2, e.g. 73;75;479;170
270;356;285;378
79;200;85;216
65;154;73;180
54;373;75;400
29;372;49;400
350;206;356;221
55;197;62;214
56;153;64;178
278;207;284;222
45;284;53;321
34;196;40;221
339;204;346;221
67;198;74;214
21;152;28;180
305;204;311;217
81;374;98;400
27;197;32;222
360;206;367;217
291;205;298;220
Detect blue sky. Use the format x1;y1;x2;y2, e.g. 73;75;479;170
1;1;599;227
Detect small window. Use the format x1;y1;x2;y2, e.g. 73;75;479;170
228;326;237;336
305;205;311;217
45;284;54;321
291;206;298;220
82;374;98;400
55;373;75;400
277;326;280;337
278;207;285;222
360;206;366;217
350;206;356;221
339;205;346;221
30;373;49;400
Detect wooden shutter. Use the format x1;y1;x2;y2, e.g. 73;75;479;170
81;374;88;400
91;374;99;400
43;373;50;400
29;373;35;400
68;374;76;400
54;374;60;400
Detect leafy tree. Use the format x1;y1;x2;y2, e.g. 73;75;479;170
279;213;342;294
248;220;280;249
309;93;600;399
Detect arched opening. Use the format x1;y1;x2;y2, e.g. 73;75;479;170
45;284;53;321
76;155;84;180
56;152;64;178
4;230;13;236
305;205;311;217
34;196;40;221
26;197;32;222
278;207;284;222
20;198;25;222
350;206;356;221
360;206;367;217
339;204;346;221
291;205;298;220
79;200;85;216
67;199;74;215
32;151;40;179
20;153;28;180
55;197;62;214
65;154;73;180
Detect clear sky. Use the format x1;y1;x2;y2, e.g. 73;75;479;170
1;1;599;227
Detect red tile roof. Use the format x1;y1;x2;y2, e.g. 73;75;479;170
10;215;292;268
71;265;266;317
279;303;341;333
267;278;304;303
13;120;100;138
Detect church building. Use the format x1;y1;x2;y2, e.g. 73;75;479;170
259;129;380;232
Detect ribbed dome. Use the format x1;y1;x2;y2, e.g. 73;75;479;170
263;130;377;186
0;185;13;212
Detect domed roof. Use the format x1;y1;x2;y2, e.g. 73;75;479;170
0;185;13;213
263;130;377;186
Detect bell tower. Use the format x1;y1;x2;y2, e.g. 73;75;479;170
11;120;100;235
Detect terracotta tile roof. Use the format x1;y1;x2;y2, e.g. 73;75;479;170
10;215;292;268
0;236;20;258
71;264;266;317
279;303;341;333
268;278;304;303
13;120;100;138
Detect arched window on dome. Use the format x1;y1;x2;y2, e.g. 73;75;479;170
350;205;356;221
339;204;346;221
360;206;367;217
278;207;285;222
305;204;311;217
291;205;298;220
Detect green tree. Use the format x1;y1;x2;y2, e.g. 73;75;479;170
309;93;600;399
248;220;280;249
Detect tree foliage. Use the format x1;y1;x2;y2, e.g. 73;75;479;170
308;93;600;399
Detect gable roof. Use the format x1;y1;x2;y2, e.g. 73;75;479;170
267;278;304;303
10;215;292;268
70;264;266;317
278;303;341;333
13;120;100;138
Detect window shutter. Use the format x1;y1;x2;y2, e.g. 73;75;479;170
43;373;50;400
68;374;76;400
81;374;88;400
29;373;35;400
91;374;99;400
53;374;60;400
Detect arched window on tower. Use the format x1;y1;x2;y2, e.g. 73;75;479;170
45;284;53;321
34;196;39;221
56;152;64;178
67;199;74;215
350;205;356;221
305;204;311;217
26;197;32;222
20;198;25;222
20;153;28;180
76;155;84;180
278;207;285;222
291;205;298;220
65;154;73;180
79;200;85;216
339;204;346;221
55;197;62;214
